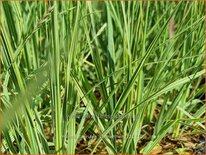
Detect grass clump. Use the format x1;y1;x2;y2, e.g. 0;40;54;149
1;1;205;154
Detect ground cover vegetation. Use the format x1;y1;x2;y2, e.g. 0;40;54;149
1;1;205;154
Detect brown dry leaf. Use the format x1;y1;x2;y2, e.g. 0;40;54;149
179;136;189;142
184;142;196;148
162;143;176;150
151;144;163;154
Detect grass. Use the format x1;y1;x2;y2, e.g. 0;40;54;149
1;1;205;154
